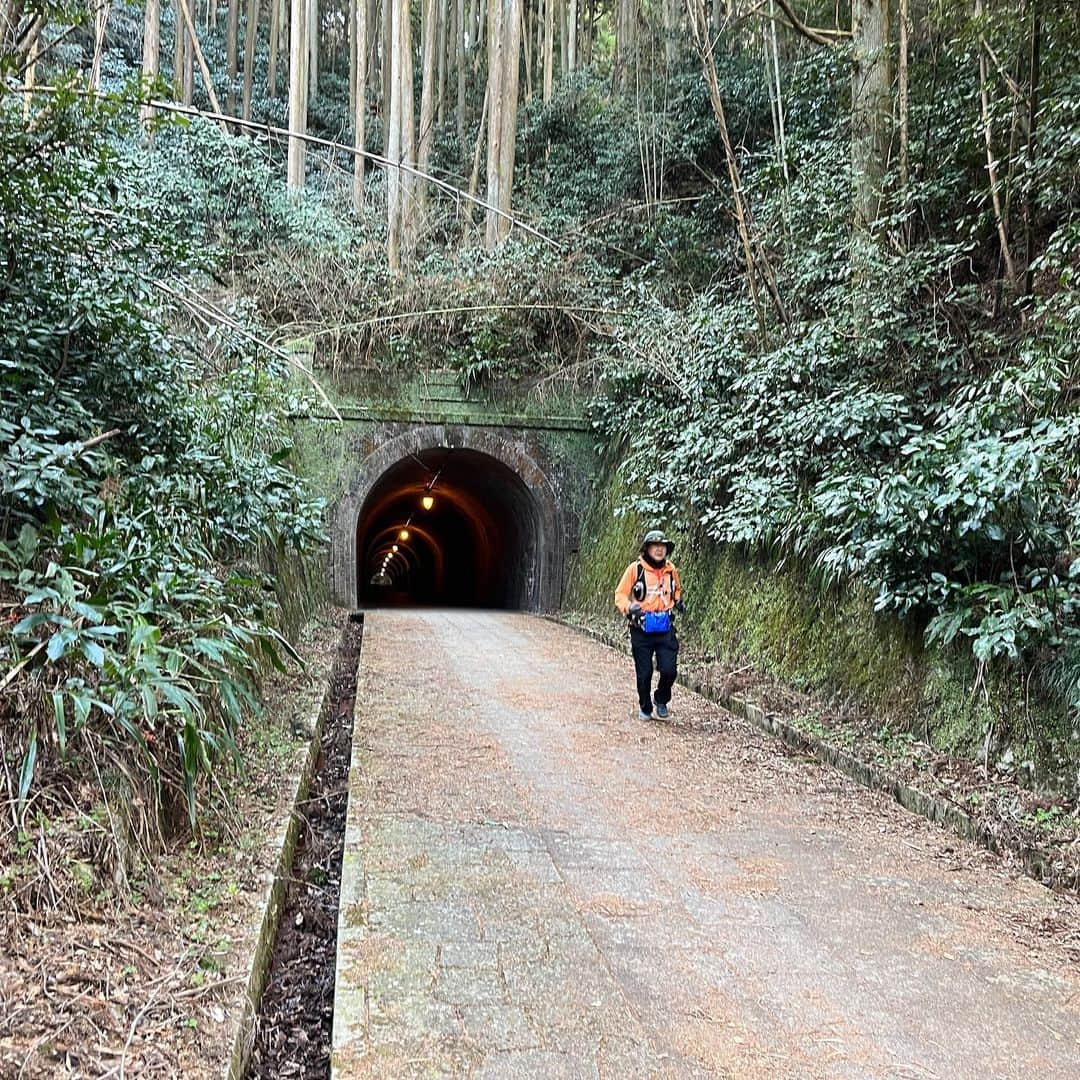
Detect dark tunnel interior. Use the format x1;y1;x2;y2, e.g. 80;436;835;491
356;447;543;609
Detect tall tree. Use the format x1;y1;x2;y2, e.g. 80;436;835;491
614;0;637;91
382;0;392;129
349;0;357;116
172;2;186;98
400;0;417;248
418;0;438;219
851;0;891;229
456;0;466;138
241;0;260;120
662;0;675;69
226;0;239;113
436;0;449;125
288;0;309;191
141;0;161;126
485;0;522;247
387;0;417;266
308;0;319;99
353;0;368;210
177;0;227;116
268;0;281;96
367;0;379;98
567;0;576;72
181;12;194;103
542;0;553;101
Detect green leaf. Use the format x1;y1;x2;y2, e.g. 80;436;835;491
158;679;198;719
140;685;159;721
180;721;200;829
266;627;305;669
22;587;60;605
259;636;288;674
72;693;92;732
46;631;68;662
82;640;106;667
52;691;67;757
18;732;38;809
191;636;229;664
13;612;55;636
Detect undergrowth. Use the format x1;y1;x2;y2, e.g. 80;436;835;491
1;87;325;908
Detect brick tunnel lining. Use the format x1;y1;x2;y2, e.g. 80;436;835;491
356;447;545;609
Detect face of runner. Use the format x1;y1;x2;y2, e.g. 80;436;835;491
646;542;668;562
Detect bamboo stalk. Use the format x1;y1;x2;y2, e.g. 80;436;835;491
241;0;260;120
976;0;1016;288
687;0;767;337
89;0;111;89
898;0;909;193
177;0;227;121
353;0;368;210
1022;6;1041;298
268;0;279;95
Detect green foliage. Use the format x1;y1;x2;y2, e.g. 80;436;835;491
136;119;291;258
591;26;1080;778
1;87;323;834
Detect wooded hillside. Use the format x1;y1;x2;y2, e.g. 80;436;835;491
2;0;1079;904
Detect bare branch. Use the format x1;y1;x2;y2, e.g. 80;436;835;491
770;0;848;48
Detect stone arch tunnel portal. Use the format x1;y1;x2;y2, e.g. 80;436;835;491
353;445;557;610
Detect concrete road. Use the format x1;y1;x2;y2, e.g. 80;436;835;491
332;611;1080;1079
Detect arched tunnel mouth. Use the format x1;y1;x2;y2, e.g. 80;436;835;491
356;447;545;610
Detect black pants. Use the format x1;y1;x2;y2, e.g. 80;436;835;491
630;625;678;714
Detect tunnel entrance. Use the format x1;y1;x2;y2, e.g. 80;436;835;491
355;447;545;609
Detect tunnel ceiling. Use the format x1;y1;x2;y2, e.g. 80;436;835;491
356;447;544;610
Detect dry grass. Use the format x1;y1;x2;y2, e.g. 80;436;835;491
0;609;344;1078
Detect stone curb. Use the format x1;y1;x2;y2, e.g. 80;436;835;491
330;619;371;1079
550;615;1075;893
223;624;343;1080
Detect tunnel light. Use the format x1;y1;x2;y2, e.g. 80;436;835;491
421;495;435;511
398;529;410;541
392;544;399;552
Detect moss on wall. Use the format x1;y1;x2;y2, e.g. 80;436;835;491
260;541;329;640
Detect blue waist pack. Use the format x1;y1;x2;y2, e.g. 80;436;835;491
642;610;672;634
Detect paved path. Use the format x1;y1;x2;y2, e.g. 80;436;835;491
332;611;1080;1079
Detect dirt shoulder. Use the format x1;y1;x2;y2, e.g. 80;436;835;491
0;608;345;1079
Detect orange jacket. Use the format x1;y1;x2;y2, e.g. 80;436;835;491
615;558;682;616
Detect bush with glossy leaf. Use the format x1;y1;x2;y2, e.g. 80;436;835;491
0;86;323;850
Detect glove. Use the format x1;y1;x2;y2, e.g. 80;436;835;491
627;602;643;626
674;600;687;615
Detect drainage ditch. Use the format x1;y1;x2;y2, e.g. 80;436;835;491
246;615;362;1078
